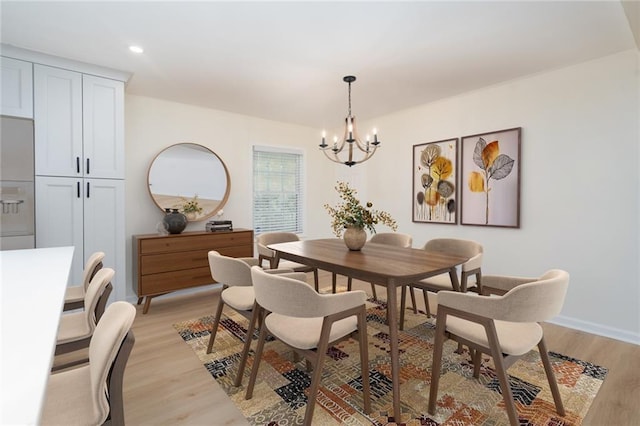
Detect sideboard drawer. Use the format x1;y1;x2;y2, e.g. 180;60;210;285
139;267;213;294
139;231;253;254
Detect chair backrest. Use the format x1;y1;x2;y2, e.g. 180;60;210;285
251;266;366;319
83;268;115;334
370;232;412;248
496;269;570;323
89;301;136;425
255;232;301;259
423;238;483;271
208;250;252;287
81;251;105;292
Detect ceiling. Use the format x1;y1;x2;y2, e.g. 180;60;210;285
0;1;637;130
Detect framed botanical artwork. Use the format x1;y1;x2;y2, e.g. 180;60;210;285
412;138;458;224
460;127;521;228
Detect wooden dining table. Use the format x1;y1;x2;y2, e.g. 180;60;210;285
269;238;467;422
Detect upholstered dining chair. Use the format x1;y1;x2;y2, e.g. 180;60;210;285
42;301;136;426
54;267;114;358
256;232;320;291
245;266;371;426
428;269;570;426
346;232;413;301
400;238;483;328
63;251;105;311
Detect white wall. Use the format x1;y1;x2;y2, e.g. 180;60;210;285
359;49;639;343
124;49;639;344
124;96;336;300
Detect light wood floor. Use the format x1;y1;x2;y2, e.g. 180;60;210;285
120;271;640;425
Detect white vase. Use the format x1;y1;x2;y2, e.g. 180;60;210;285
343;226;367;251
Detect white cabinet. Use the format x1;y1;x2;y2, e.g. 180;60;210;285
35;176;125;298
0;57;33;118
34;64;124;179
33;64;125;301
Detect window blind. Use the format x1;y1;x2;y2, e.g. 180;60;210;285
253;146;303;234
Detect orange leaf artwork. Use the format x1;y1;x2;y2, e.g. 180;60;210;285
470;137;515;225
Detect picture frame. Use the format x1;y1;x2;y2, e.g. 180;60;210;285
460;127;521;228
412;138;458;224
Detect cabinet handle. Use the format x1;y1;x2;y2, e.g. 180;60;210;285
77;182;80;198
86;158;90;175
76;157;80;174
86;182;90;198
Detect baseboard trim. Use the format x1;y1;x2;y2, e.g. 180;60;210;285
125;283;223;305
550;315;640;345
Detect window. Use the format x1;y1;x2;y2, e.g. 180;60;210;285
253;146;303;234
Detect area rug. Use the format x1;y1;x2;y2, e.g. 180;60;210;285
173;298;607;425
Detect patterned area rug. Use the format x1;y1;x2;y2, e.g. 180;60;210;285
173;298;607;425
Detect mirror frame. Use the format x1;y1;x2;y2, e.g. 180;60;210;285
147;143;231;222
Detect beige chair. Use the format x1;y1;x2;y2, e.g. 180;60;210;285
63;251;105;311
346;232;413;301
42;301;136;426
206;251;260;356
428;269;570;426
55;267;114;358
206;250;294;385
245;266;371;426
401;238;482;327
256;232;319;291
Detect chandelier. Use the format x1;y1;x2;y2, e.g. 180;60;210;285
319;75;380;167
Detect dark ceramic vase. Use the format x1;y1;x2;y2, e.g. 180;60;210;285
163;208;187;234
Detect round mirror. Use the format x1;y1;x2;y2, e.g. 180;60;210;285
147;143;231;222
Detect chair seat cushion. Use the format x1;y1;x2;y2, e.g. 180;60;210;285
277;259;314;273
41;364;103;425
64;285;84;303
57;312;91;344
445;316;543;356
417;273;455;290
417;273;478;291
221;286;255;311
265;313;358;350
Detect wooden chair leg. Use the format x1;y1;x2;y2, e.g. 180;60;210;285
234;303;260;387
472;349;482;378
303;322;332;426
538;337;565;416
409;287;418;313
486;325;520;426
245;318;269;400
332;273;337;293
422;290;431;317
313;269;319;292
369;282;377;299
428;309;448;415
347;277;353;291
206;297;226;354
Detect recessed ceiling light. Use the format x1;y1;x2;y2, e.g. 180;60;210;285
129;45;144;54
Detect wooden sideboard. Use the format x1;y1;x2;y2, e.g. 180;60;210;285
132;229;253;313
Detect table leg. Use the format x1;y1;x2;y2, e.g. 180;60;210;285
386;279;402;422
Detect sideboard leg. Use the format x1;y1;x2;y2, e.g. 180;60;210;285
137;297;143;305
142;296;153;314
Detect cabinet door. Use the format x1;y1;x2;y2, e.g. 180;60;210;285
35;176;84;285
82;76;124;179
83;178;125;301
0;57;33;118
34;65;83;177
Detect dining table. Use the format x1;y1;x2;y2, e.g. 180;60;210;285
0;246;74;425
269;238;467;422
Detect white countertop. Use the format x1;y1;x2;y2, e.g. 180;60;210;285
0;246;74;425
